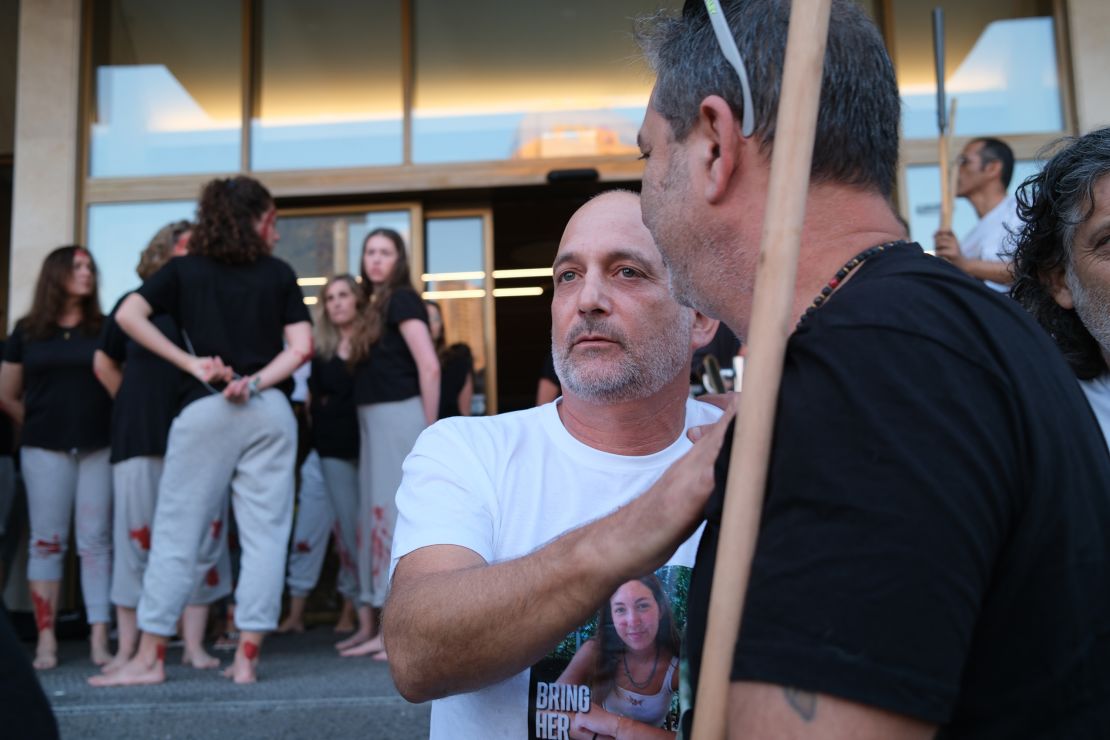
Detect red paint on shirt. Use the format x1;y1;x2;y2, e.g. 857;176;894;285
211;519;223;539
206;567;220;587
295;541;311;553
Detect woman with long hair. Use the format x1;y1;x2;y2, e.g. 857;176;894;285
337;229;438;658
93;221;231;675
0;245;113;670
90;175;311;687
557;575;681;738
278;275;363;634
424;300;474;419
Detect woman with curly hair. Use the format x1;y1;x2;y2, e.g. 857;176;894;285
93;220;231;675
336;229;438;658
557;574;681;738
1010;126;1110;436
91;175;311;687
0;245;113;670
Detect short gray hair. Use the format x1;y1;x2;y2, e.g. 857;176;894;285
637;0;900;197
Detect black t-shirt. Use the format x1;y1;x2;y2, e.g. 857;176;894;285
308;354;359;460
138;254;310;410
4;322;111;451
0;342;13;457
438;343;473;419
100;292;185;463
682;243;1110;737
353;287;428;405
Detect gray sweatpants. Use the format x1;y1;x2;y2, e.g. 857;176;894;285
319;456;359;602
286;451;357;601
137;390;296;636
23;446;113;624
111;456;232;609
357;397;426;607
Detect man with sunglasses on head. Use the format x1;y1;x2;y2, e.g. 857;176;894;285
635;1;1110;738
934;137;1021;292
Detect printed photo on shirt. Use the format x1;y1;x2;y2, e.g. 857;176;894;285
528;565;689;740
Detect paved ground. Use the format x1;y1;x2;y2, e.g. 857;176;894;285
31;628;431;739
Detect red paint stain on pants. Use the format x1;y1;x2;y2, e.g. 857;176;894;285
129;525;152;551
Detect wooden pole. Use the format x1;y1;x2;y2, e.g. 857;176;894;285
690;1;832;738
933;8;953;231
942;98;959;230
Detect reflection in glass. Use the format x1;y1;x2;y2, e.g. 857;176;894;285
90;1;241;177
424;217;488;412
87;201;196;310
903;160;1040;250
412;1;681;164
272;210;414;298
251;0;403;171
892;1;1063;139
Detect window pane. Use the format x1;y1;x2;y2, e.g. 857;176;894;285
903;160;1041;249
273;210;414;304
251;0;403;171
424;216;487;414
892;0;1063;139
90;1;241;177
412;0;681;164
87;201;195;310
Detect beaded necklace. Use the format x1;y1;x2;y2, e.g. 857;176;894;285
796;240;907;328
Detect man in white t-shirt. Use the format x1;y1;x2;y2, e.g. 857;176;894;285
934;137;1022;292
385;190;729;739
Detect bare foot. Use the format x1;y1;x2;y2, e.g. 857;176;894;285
34;631;58;670
100;651;134;675
90;639;113;666
182;647;220;670
276;616;305;634
335;628;373;651
33;646;58;670
221;654;257;684
334;602;356;633
372;650;389;662
339;634;384;658
88;655;165;687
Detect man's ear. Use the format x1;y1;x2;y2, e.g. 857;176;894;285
690;312;720;351
1045;265;1074;310
983;158;1003;182
695;96;742;204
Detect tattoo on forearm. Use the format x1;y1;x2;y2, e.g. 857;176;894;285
783;687;817;722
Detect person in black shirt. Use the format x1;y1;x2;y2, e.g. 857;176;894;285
90;176;311;687
338;229;439;658
0;340;15;591
93;221;231;676
0;245;113;670
425;300;474;419
629;1;1110;735
279;275;363;637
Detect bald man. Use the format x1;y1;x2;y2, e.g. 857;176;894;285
384;190;727;738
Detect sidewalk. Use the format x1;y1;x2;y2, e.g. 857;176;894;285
32;627;430;739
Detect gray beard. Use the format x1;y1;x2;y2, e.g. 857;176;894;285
553;314;692;403
1066;266;1110;359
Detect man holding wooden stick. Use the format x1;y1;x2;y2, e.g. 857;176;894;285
934;137;1022;292
636;1;1110;737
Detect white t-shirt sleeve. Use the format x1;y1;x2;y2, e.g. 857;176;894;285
390;420;499;580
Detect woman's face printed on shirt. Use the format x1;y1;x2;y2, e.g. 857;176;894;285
610;580;660;653
66;250;95;298
363;234;399;287
324;279;359;328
